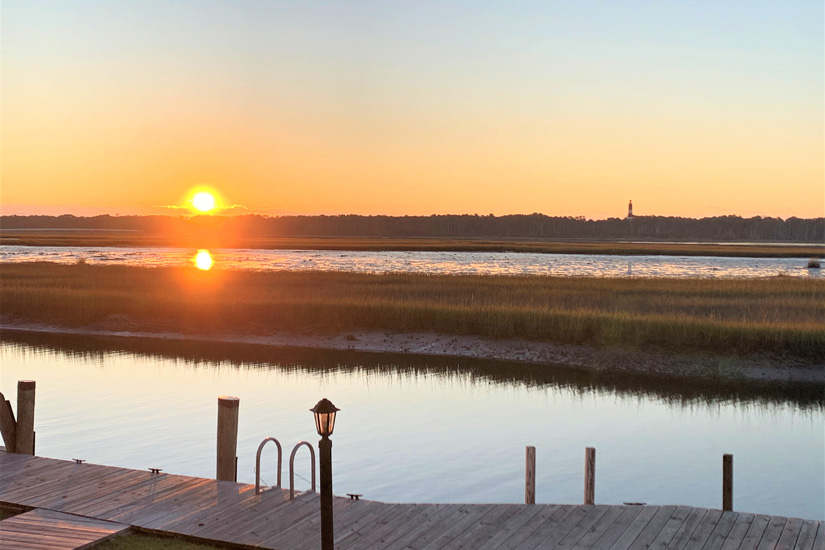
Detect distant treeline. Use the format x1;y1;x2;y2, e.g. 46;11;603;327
1;214;823;242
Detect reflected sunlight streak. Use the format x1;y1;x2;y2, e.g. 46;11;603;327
194;249;213;270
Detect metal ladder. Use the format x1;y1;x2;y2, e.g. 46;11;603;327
255;437;316;499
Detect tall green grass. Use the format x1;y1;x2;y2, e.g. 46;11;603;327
1;263;823;359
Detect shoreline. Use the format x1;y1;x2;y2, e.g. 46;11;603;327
2;322;822;385
2;232;823;258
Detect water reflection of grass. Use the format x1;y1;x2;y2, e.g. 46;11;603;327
3;331;823;409
1;263;823;360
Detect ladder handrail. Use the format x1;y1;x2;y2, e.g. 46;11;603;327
289;441;316;500
255;437;283;495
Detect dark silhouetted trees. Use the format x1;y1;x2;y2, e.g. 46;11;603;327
1;214;823;242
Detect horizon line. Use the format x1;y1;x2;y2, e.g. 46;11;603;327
1;212;823;222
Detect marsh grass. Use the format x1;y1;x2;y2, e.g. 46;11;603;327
1;263;823;359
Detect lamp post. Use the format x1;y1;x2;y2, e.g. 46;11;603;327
311;398;339;550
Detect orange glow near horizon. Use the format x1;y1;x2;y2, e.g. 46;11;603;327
2;110;820;219
2;3;822;220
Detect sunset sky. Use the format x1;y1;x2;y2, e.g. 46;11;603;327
2;1;823;219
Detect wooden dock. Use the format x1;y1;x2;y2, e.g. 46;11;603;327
1;451;822;550
0;508;128;550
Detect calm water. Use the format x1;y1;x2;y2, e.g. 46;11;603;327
1;333;822;520
0;245;821;278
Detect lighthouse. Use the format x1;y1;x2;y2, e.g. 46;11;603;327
627;200;634;219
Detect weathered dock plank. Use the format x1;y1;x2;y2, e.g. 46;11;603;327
161;482;277;536
759;517;792;550
662;507;708;550
261;496;363;550
338;503;445;550
627;505;679;550
415;503;501;549
363;502;467;550
132;479;249;530
0;451;821;550
588;505;646;550
496;505;572;550
445;503;525;549
213;492;322;546
775;517;805;550
523;504;595;550
811;522;825;550
276;497;377;550
554;504;611;549
94;477;212;523
605;505;661;550
793;520;821;550
475;503;554;550
739;515;774;550
704;510;741;550
0;508;128;550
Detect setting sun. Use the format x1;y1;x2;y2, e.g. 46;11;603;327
192;192;216;213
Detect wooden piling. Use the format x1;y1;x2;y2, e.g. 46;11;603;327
723;454;733;511
217;396;239;482
16;381;36;455
584;447;595;505
525;446;536;504
0;392;16;452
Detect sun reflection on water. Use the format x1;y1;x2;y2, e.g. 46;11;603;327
194;249;213;270
0;246;821;278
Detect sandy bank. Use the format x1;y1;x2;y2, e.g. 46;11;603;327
2;321;822;385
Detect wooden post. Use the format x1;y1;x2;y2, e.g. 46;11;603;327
584;447;596;505
16;381;36;455
217;396;239;482
0;392;16;453
319;436;334;550
525;446;536;504
723;454;733;511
